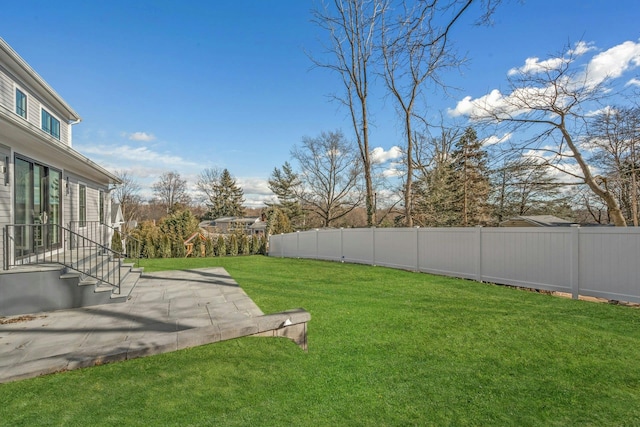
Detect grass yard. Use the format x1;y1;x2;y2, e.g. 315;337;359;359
2;256;640;426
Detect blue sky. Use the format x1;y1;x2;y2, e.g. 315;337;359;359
2;1;639;207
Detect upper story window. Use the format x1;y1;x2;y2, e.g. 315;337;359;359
41;109;60;139
15;88;27;119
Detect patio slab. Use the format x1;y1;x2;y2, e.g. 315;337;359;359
0;267;310;384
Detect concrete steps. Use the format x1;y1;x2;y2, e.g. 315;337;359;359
58;251;143;304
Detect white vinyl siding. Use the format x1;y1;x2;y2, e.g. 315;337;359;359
87;187;100;223
0;67;11;108
0;66;71;145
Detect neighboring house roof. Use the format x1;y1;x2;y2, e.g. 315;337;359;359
500;215;578;227
249;221;267;231
111;203;124;224
212;216;260;224
199;217;265;233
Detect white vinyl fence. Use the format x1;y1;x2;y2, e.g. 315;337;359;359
269;227;640;304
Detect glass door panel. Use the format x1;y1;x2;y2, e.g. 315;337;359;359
49;169;61;246
13;157;62;257
14;158;32;257
33;164;45;250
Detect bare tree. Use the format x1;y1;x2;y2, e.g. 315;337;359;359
311;0;386;226
196;167;222;208
151;171;191;214
453;42;633;226
491;156;574;224
112;170;142;233
292;130;363;227
380;0;474;226
588;107;640;226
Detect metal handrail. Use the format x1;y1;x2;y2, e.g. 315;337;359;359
101;222;142;268
3;223;122;294
68;221;108;246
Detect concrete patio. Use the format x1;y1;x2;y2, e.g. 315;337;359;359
0;267;310;383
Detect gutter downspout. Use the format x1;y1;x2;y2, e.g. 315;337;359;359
67;118;82;148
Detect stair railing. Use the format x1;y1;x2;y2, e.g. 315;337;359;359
101;223;142;268
3;223;122;294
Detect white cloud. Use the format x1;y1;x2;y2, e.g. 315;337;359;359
448;88;540;118
482;132;512;146
382;162;404;178
626;77;640;87
584;40;640;88
127;131;156;142
567;41;596;57
586;105;616;117
507;57;567;76
450;40;640;120
507;42;593;77
238;177;273;196
79;144;198;167
371;146;402;163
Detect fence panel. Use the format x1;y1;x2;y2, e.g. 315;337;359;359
374;228;417;270
418;228;477;279
317;229;342;261
480;228;573;293
578;228;640;301
269;227;640;304
297;231;318;259
342;228;374;264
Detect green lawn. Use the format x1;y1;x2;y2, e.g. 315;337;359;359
2;256;640;426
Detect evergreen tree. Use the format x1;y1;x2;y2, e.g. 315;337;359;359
207;169;245;219
265;206;292;235
111;229;123;254
267;162;304;228
413;160;458;227
450;127;491;226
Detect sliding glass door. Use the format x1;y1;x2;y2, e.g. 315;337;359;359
14;156;62;257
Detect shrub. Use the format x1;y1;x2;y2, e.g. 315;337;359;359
205;237;215;257
217;235;226;257
241;234;251;255
229;234;238;256
111;229;123;254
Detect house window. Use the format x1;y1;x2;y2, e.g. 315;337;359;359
79;184;86;227
16;89;27;119
99;190;104;225
41;109;60;139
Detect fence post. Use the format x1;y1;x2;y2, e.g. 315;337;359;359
415;227;420;272
475;226;483;282
372;227;376;266
570;225;580;299
340;228;344;262
296;231;300;258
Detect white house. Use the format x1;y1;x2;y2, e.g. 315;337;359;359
0;38;139;316
0;37;120;263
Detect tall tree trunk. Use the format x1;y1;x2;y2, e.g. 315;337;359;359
561;123;627;226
